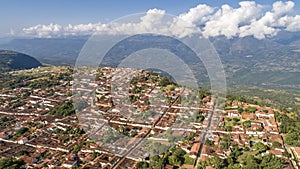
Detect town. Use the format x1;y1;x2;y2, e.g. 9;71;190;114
0;66;299;169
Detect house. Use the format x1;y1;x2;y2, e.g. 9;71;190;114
213;136;219;145
242;113;256;120
18;137;28;144
264;150;283;157
190;143;201;159
181;145;190;153
227;111;239;117
268;134;283;145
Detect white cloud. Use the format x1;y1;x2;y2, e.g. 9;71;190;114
169;4;214;38
23;23;62;38
178;4;214;25
203;1;262;38
239;1;295;39
21;1;300;39
285;15;300;31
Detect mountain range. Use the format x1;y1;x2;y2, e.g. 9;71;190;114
0;32;299;90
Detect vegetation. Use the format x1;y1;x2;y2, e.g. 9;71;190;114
168;148;186;166
276;111;300;146
253;142;267;153
159;77;175;87
137;146;196;168
205;139;214;146
246;107;257;113
186;132;196;141
150;155;166;169
12;127;29;139
198;150;284;169
0;117;14;130
225;125;232;132
184;154;195;165
73;143;84;153
220;134;231;149
243;120;251;128
136;161;149;169
0;157;25;169
49;100;75;116
227;87;300;112
195;114;205;123
53;127;85;136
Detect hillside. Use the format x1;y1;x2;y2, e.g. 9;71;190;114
0;50;42;72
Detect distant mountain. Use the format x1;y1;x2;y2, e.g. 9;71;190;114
0;36;88;65
208;34;300;90
0;50;42;72
0;32;299;89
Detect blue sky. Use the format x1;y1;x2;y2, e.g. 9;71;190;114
0;0;299;38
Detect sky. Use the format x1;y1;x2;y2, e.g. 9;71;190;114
0;0;299;39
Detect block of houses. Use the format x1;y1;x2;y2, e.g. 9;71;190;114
256;110;274;119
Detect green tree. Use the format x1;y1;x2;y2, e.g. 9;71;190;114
159;77;174;87
49;100;75;117
136;161;149;169
73;143;83;153
253;142;267;153
260;154;284;169
242;155;259;169
186;132;196;141
205;139;214;146
207;156;226;169
150;155;165;169
238;107;244;114
197;160;207;169
226;125;232;132
246;107;257;113
168;148;186;166
220;135;231;149
243;121;251;128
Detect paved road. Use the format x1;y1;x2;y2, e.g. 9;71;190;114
194;97;219;168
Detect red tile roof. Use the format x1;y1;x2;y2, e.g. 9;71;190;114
190;143;201;155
